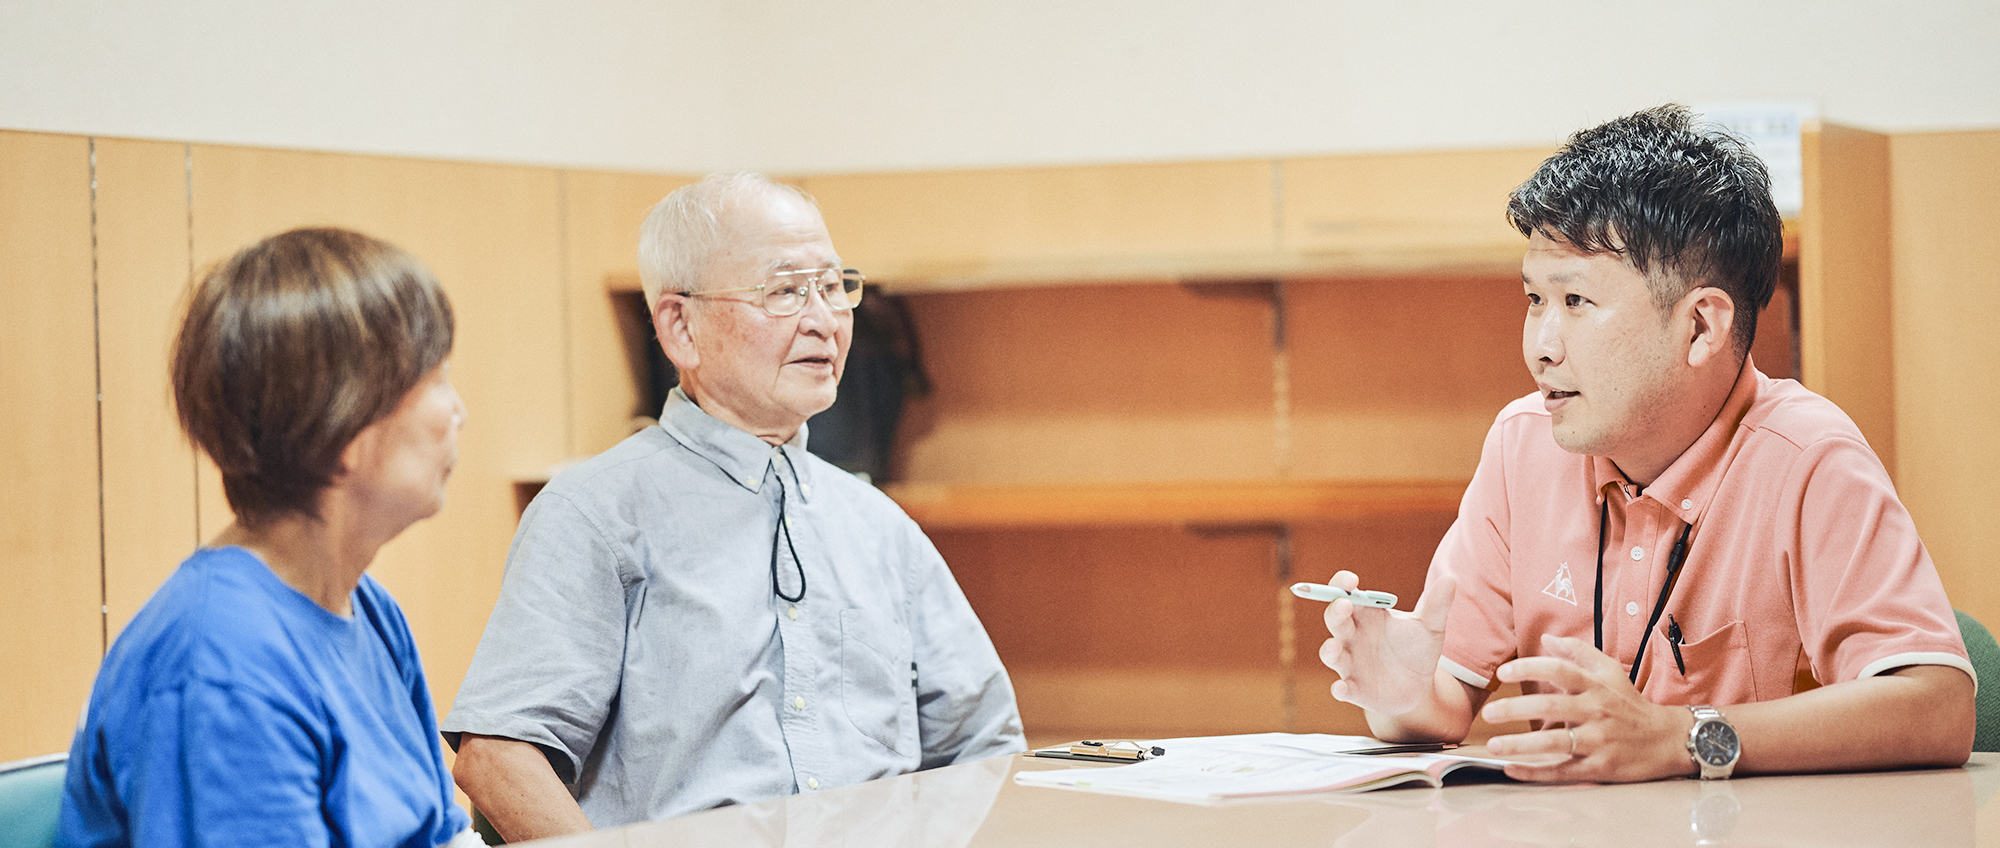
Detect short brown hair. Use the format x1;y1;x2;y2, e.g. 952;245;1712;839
171;227;455;527
1507;104;1783;357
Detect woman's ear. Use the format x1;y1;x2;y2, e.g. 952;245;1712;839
334;414;387;483
1683;286;1738;369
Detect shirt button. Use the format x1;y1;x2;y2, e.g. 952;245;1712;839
1681;498;1694;511
787;606;799;621
793;696;806;710
1626;601;1640;616
802;483;812;496
807;777;820;790
1630;546;1644;561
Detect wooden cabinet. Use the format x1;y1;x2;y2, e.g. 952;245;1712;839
878;273;1535;741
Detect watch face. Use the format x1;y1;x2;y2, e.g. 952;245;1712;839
1693;721;1739;765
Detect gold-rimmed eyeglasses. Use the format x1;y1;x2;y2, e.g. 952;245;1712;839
676;267;865;317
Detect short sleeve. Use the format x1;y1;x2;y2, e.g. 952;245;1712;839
122;682;329;848
442;492;634;782
1788;437;1971;685
904;526;1025;768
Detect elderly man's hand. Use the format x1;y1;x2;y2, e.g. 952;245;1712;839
1317;572;1455;716
1480;633;1696;783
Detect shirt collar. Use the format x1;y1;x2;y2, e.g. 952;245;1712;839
1589;355;1761;526
657;387;814;499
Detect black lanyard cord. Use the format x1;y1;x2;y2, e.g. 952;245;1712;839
1592;503;1609;653
770;482;808;604
1593;498;1695;685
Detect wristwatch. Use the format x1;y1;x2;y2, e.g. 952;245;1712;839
1687;705;1740;779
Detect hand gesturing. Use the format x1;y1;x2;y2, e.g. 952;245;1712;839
1317;571;1456;716
1481;634;1693;783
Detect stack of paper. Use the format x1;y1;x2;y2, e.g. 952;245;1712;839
1014;733;1512;803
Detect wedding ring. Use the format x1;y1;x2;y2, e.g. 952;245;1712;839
1567;727;1577;756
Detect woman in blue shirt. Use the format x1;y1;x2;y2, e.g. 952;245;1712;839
58;228;479;848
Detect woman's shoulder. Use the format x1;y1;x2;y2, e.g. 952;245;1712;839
107;547;339;697
351;572;419;662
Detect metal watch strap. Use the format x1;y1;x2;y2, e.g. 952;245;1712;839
1687;705;1739;780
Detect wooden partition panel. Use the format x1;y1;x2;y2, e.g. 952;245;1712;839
0;131;102;760
1887;130;2000;627
802;161;1279;286
94;138;201;640
1280;148;1551;272
1800;124;1896;473
895;282;1278;484
937;526;1286;739
186;145;567;716
562;170;698;458
1286;273;1534;481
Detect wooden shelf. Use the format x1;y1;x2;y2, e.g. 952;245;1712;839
604;226;1797;296
880;479;1466;529
605;248;1522;295
597;144;1800;296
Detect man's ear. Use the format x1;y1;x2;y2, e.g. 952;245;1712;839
1682;286;1737;369
654;294;700;373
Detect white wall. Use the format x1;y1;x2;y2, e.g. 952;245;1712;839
4;0;1996;174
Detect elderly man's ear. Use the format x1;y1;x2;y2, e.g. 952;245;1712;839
654;295;700;372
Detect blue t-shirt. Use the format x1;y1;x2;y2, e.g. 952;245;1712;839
58;546;469;848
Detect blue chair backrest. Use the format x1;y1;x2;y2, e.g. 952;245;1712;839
0;753;66;848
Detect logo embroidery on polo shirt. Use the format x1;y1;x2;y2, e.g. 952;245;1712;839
1542;562;1578;606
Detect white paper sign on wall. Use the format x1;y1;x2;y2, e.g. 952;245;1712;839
1692;102;1817;217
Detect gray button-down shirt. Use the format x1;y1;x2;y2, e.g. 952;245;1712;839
442;388;1024;825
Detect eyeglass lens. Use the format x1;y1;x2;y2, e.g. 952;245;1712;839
763;269;863;316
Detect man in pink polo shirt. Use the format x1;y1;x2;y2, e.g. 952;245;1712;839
1318;105;1974;783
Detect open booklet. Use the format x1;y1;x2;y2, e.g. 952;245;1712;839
1014;733;1514;804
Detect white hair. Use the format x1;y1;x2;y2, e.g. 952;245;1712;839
636;172;814;311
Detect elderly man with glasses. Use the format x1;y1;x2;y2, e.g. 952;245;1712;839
442;173;1025;841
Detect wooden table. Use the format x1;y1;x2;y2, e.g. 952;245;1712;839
516;750;2000;846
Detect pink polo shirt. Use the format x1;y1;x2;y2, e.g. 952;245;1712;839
1434;358;1971;706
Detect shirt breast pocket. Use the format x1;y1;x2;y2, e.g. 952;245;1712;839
839;610;916;756
1646;618;1756;705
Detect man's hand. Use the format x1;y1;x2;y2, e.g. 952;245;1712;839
1317;571;1456;715
1480;633;1695;783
